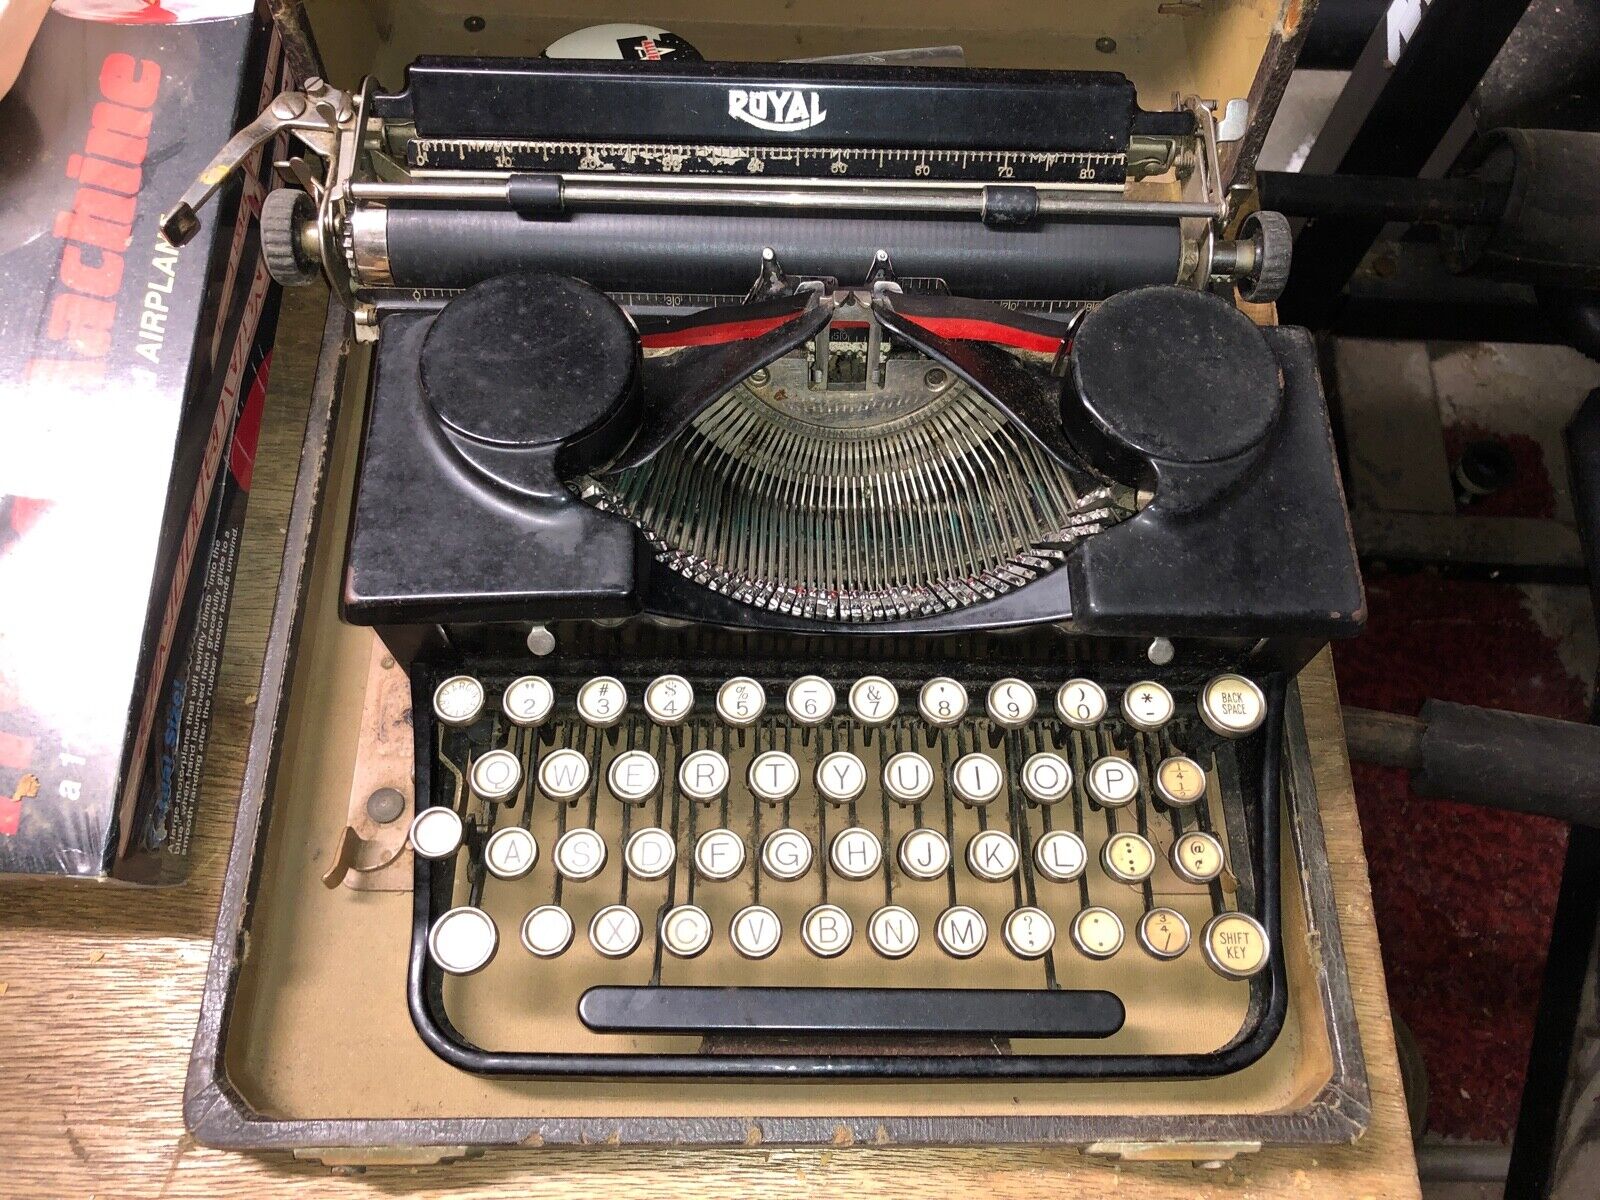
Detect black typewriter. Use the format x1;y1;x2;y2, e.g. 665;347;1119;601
167;54;1362;1082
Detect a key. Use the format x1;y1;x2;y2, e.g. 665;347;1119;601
538;747;591;801
432;675;485;728
801;904;853;957
623;826;676;880
867;905;919;958
502;675;554;727
1101;831;1157;883
918;677;969;727
1171;830;1226;883
966;830;1020;881
748;750;801;803
1021;751;1073;805
730;904;782;959
678;748;729;803
1202;912;1270;979
660;904;713;958
1086;755;1139;808
785;675;836;725
607;749;661;805
716;676;766;727
897;828;952;880
761;828;814;880
816;750;867;805
643;674;694;726
407;806;463;860
1154;755;1207;807
428;906;498;975
986;678;1037;728
1120;681;1174;732
1071;906;1126;959
952;752;1005;807
829;827;883;879
1055;678;1107;728
1199;673;1267;738
1137;907;1192;960
694;828;745;880
520;905;574;958
576;675;627;728
936;905;988;958
1032;829;1087;882
552;827;606;881
882;751;934;806
483;826;537;880
848;675;899;725
470;748;522;801
1003;906;1055;959
589;904;642;958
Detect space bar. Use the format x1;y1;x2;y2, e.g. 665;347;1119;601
578;986;1126;1038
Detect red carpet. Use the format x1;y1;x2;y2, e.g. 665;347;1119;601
1332;425;1589;1140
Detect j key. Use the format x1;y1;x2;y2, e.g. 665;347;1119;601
897;828;951;880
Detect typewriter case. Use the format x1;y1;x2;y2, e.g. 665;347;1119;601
186;0;1376;1159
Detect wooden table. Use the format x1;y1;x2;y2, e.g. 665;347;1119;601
0;288;1422;1198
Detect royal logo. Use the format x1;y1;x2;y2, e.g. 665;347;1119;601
727;88;827;133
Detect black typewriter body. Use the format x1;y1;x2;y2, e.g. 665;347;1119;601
171;53;1363;1084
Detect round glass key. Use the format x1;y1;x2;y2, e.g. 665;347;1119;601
830;827;882;879
483;826;537;880
1138;907;1192;960
537;747;591;801
1032;829;1087;882
1021;752;1073;805
1086;755;1139;808
936;905;988;958
815;750;867;805
801;904;853;957
643;674;694;726
897;828;951;880
785;675;836;725
1055;678;1107;728
730;904;782;959
882;751;934;806
678;749;729;803
428;906;497;975
1200;673;1267;738
470;748;522;801
966;830;1020;881
716;676;766;727
760;828;813;880
607;749;661;805
1202;912;1270;979
408;806;463;860
1102;832;1157;883
589;905;642;958
986;678;1037;728
623;826;676;880
576;676;627;727
1171;830;1226;883
520;905;574;958
867;905;919;959
748;750;800;803
552;827;606;880
952;753;1005;807
660;904;712;958
1121;680;1175;732
848;676;899;725
501;675;554;727
918;677;968;727
1003;906;1055;959
694;828;745;880
1072;906;1126;959
432;675;485;728
1154;755;1207;807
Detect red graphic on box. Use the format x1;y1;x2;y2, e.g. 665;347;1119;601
0;775;40;837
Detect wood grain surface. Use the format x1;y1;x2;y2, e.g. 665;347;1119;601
0;287;1422;1197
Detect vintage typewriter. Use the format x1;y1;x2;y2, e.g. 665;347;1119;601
167;53;1362;1085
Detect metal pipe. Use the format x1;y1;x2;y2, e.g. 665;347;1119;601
346;178;1222;220
1256;171;1509;226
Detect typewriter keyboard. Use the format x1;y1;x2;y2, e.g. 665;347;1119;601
409;664;1280;1072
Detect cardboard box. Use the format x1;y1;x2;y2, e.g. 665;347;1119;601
0;2;283;880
